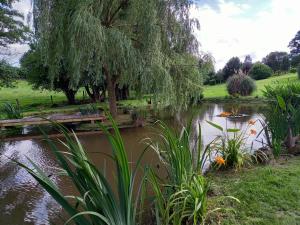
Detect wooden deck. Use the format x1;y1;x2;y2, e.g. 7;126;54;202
0;114;106;128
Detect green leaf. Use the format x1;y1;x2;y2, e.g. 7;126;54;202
206;121;223;131
227;128;240;133
276;95;286;111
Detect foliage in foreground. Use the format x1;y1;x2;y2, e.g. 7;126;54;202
2;102;22;119
226;74;256;96
16;117;146;225
263;83;300;151
147;120;211;224
207;120;257;170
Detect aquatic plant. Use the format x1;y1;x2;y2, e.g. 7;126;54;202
207;120;255;170
15;116;147;225
2;102;22;119
147;120;213;224
263;83;300;150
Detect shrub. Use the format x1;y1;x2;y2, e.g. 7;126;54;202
264;83;300;150
249;63;273;80
2;102;22;119
290;67;297;73
227;74;256;96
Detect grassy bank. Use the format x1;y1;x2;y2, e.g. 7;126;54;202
0;73;297;117
204;73;298;99
0;80;147;117
209;157;300;225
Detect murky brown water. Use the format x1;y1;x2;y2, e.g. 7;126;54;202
0;103;266;225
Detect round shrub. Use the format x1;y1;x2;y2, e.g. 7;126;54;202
227;74;256;96
249;63;273;80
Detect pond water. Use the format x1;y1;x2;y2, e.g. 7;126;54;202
0;103;267;225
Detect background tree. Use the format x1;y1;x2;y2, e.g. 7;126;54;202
262;51;290;73
20;46;79;104
222;57;241;80
0;59;18;87
0;0;29;47
33;0;203;117
289;30;300;57
242;55;253;74
291;54;300;68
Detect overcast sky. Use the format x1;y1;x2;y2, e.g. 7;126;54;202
2;0;300;69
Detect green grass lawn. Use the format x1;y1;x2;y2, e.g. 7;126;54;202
0;73;298;117
209;157;300;225
0;80;147;117
204;73;298;98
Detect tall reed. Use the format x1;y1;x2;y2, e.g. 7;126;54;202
147;120;211;225
15;116;146;225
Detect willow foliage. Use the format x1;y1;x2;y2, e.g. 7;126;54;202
33;0;203;110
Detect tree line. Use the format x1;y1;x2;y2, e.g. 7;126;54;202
204;30;300;85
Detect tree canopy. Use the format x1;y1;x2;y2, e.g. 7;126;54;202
0;0;29;47
32;0;203;116
262;51;290;73
222;57;241;80
0;59;18;87
289;30;300;56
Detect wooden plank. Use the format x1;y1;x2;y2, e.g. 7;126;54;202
0;114;106;128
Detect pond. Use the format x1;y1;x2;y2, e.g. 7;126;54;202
0;103;267;225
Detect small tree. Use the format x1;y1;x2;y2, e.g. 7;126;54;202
249;63;273;80
223;57;241;80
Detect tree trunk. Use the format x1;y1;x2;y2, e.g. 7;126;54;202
104;67;117;118
64;89;76;105
115;85;129;101
287;126;297;149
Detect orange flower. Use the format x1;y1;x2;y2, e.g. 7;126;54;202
248;120;255;125
215;156;225;166
219;112;232;117
250;129;257;135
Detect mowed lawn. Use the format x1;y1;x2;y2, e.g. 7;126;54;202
209;157;300;225
204;73;299;98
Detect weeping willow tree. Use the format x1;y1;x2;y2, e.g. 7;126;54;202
33;0;203;117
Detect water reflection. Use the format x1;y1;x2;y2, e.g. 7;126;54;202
0;103;266;224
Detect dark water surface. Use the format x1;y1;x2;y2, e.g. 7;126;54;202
0;103;266;225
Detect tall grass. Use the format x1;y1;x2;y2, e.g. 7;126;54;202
2;102;22;119
15;116;146;225
147;120;212;224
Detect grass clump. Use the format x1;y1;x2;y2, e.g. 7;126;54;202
227;74;256;96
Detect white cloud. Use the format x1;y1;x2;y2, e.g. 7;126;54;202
191;0;300;70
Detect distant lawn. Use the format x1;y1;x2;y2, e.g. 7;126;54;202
203;73;298;98
209;157;300;224
0;80;147;118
